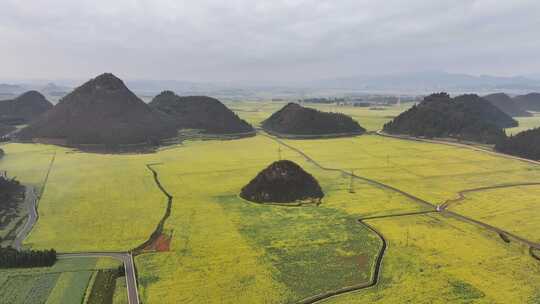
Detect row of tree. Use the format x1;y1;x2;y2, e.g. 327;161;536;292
0;246;57;268
495;127;540;160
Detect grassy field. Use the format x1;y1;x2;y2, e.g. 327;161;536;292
0;143;167;252
0;143;59;246
0;257;122;304
226;101;410;131
323;213;540;304
112;277;128;304
0;143;58;190
449;185;540;243
134;136;390;303
279;134;540;205
2;100;540;303
506;113;540;135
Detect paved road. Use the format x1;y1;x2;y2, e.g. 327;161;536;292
59;252;140;304
13;186;38;250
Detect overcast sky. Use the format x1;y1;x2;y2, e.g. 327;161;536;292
1;0;539;83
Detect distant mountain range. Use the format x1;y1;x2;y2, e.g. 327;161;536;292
309;71;540;94
1;71;539;98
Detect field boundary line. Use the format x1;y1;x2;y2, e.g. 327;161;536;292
260;127;365;140
359;210;437;221
295;219;387;304
531;248;540;262
439;182;540;210
132;163;173;253
13;151;56;249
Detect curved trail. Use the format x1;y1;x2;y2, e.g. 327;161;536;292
12;186;37;250
359;210;436;221
132;163;173;253
13;152;56;250
439;182;540;210
295;219;387;304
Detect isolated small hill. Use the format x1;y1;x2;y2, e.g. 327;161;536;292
240;160;324;203
495;128;540;160
0;91;53;125
149;91;253;134
17;73;177;146
383;93;516;143
514;93;540;112
262;103;365;136
483;93;531;117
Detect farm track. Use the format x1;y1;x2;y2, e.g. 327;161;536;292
358;210;437;221
132;163;173;253
12;151;56;250
260;131;540;303
12;186;37;250
439;182;540;210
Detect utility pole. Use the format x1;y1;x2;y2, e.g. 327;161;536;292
349;169;355;193
278;145;282;160
406;229;409;247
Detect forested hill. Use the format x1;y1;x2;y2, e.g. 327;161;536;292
149;91;254;134
383;93;517;143
495;128;540;160
514;93;540;112
483;93;531;117
262;103;365;136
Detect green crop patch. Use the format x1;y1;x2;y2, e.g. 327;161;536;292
0;273;59;304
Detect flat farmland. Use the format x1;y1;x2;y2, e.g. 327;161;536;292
279;135;540;205
2;101;540;303
506;113;540;135
323;214;540;304
0;257;121;304
134;135;393;303
21;149;166;252
226;101;409;131
449;185;540;243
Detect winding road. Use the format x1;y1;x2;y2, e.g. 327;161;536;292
11;152;141;304
12;186;38;250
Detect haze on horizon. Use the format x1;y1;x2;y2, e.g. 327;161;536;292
1;0;539;83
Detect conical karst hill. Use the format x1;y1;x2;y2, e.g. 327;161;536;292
149;91;253;134
18;73;177;146
240;160;324;204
